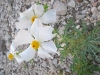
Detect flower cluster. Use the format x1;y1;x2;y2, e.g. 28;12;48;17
7;4;58;63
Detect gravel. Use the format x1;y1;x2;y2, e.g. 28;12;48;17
0;0;100;75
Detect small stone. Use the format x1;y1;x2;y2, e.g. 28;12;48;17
0;71;5;75
89;0;94;3
77;0;83;3
76;25;80;29
92;2;98;7
91;7;99;18
51;0;54;6
84;1;88;3
82;8;88;15
58;26;65;35
42;61;47;68
66;66;71;73
61;0;66;2
0;40;6;52
94;71;100;75
76;19;79;23
52;59;57;67
98;5;100;10
97;15;100;20
61;43;66;47
62;21;66;25
0;40;3;51
7;4;12;12
76;14;86;19
68;0;75;8
91;7;98;13
53;1;67;15
4;32;10;41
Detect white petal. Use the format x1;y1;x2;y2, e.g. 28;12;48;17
20;5;34;18
30;19;40;40
41;41;58;54
19;46;36;62
34;4;44;17
9;42;16;53
38;26;56;42
35;18;43;27
7;52;10;57
15;18;32;29
13;30;33;47
28;18;43;33
38;47;53;59
15;56;24;64
40;9;56;24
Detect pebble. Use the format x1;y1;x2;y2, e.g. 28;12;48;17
89;0;94;3
77;0;83;3
91;7;98;14
92;2;98;7
68;0;75;8
82;8;88;15
58;26;65;35
7;4;12;12
76;25;80;29
52;59;57;67
53;1;67;15
98;5;100;10
76;14;86;19
91;7;99;18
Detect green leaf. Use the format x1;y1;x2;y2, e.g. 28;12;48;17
44;4;48;12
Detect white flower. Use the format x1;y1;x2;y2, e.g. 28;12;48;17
7;43;24;63
13;19;58;62
15;4;56;29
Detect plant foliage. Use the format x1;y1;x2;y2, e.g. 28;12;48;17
54;19;100;75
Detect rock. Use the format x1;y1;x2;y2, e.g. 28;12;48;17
0;40;3;51
42;61;47;68
0;71;4;75
84;1;88;3
61;43;66;47
91;7;98;14
53;1;67;15
92;2;98;7
76;14;86;19
93;71;100;75
89;0;94;3
7;4;12;12
76;25;80;29
91;7;99;18
68;0;75;8
82;8;88;15
51;0;54;6
4;32;10;41
0;40;6;52
52;59;57;67
77;0;83;3
58;26;65;35
98;5;100;10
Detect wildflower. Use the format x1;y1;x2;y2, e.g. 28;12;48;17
7;43;24;63
16;4;56;29
13;19;58;62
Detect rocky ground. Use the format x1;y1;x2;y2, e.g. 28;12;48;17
0;0;100;75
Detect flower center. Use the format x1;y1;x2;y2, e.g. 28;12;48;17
31;16;37;23
31;40;40;50
8;53;14;60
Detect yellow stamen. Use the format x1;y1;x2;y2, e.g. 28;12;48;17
8;53;14;60
31;40;40;50
31;16;37;23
